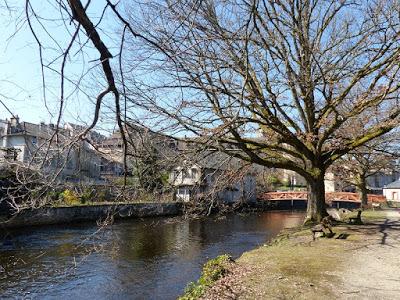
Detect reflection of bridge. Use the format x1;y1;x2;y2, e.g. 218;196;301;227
259;192;386;209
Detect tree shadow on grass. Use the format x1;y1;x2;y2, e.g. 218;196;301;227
379;219;388;245
340;218;400;246
325;232;336;239
336;233;350;240
323;232;350;239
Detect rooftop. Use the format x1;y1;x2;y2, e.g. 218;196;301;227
384;180;400;189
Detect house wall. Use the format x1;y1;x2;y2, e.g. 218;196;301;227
172;165;256;204
281;169;307;186
217;174;256;203
0;120;102;181
175;186;192;202
1;134;41;162
77;146;101;179
58;147;102;181
383;188;400;201
3;137;27;161
324;172;337;193
170;165;201;186
4;135;26;148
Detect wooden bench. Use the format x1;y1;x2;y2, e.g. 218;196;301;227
311;216;334;240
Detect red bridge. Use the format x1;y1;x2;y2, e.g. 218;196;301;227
259;192;386;207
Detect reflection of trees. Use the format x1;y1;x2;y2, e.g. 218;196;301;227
113;219;190;260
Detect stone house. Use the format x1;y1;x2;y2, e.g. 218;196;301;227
367;172;400;194
96;131;125;179
169;152;256;203
96;126;178;180
0;117;101;182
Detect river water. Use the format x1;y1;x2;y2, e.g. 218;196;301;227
0;211;304;299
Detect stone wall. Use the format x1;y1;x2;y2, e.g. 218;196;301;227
0;202;183;228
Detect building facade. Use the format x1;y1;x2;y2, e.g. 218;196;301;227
383;180;400;201
0;117;101;182
170;153;257;204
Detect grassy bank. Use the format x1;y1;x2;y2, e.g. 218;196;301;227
187;209;400;299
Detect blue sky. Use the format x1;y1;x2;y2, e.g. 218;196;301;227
0;9;45;122
0;1;118;128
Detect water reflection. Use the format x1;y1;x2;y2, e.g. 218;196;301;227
0;211;304;299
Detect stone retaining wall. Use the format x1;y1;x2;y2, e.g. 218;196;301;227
0;202;183;228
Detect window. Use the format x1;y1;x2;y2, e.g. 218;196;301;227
67;159;73;169
191;168;198;179
182;169;190;179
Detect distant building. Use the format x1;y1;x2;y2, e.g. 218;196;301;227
170;152;256;203
281;169;307;188
383;180;400;201
279;169;339;192
96;131;125;179
96;125;178;179
324;172;340;193
0;116;101;182
367;172;400;194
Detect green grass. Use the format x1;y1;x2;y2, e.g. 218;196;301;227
345;209;389;222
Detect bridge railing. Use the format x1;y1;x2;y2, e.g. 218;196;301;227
259;191;386;203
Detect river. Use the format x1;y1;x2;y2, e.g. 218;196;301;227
0;211;304;299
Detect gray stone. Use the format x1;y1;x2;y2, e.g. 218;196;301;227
0;202;183;228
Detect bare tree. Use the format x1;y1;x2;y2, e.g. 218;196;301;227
116;0;400;222
333;133;400;207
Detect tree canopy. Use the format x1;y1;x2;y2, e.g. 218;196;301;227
119;0;400;220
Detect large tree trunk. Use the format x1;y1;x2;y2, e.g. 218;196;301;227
358;175;369;209
305;175;329;224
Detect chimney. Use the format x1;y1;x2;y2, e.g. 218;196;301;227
10;115;19;127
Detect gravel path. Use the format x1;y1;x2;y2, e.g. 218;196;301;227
338;212;400;299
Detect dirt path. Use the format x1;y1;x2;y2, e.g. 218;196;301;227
202;210;400;300
338;211;400;299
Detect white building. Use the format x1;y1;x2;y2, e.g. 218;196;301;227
383;180;400;201
280;169;339;192
170;152;256;204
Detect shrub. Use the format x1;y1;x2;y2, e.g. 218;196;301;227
79;188;94;204
179;254;232;300
47;190;63;202
60;189;80;206
96;190;108;202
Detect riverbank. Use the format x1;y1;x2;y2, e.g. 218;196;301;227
199;209;400;299
0;202;182;228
